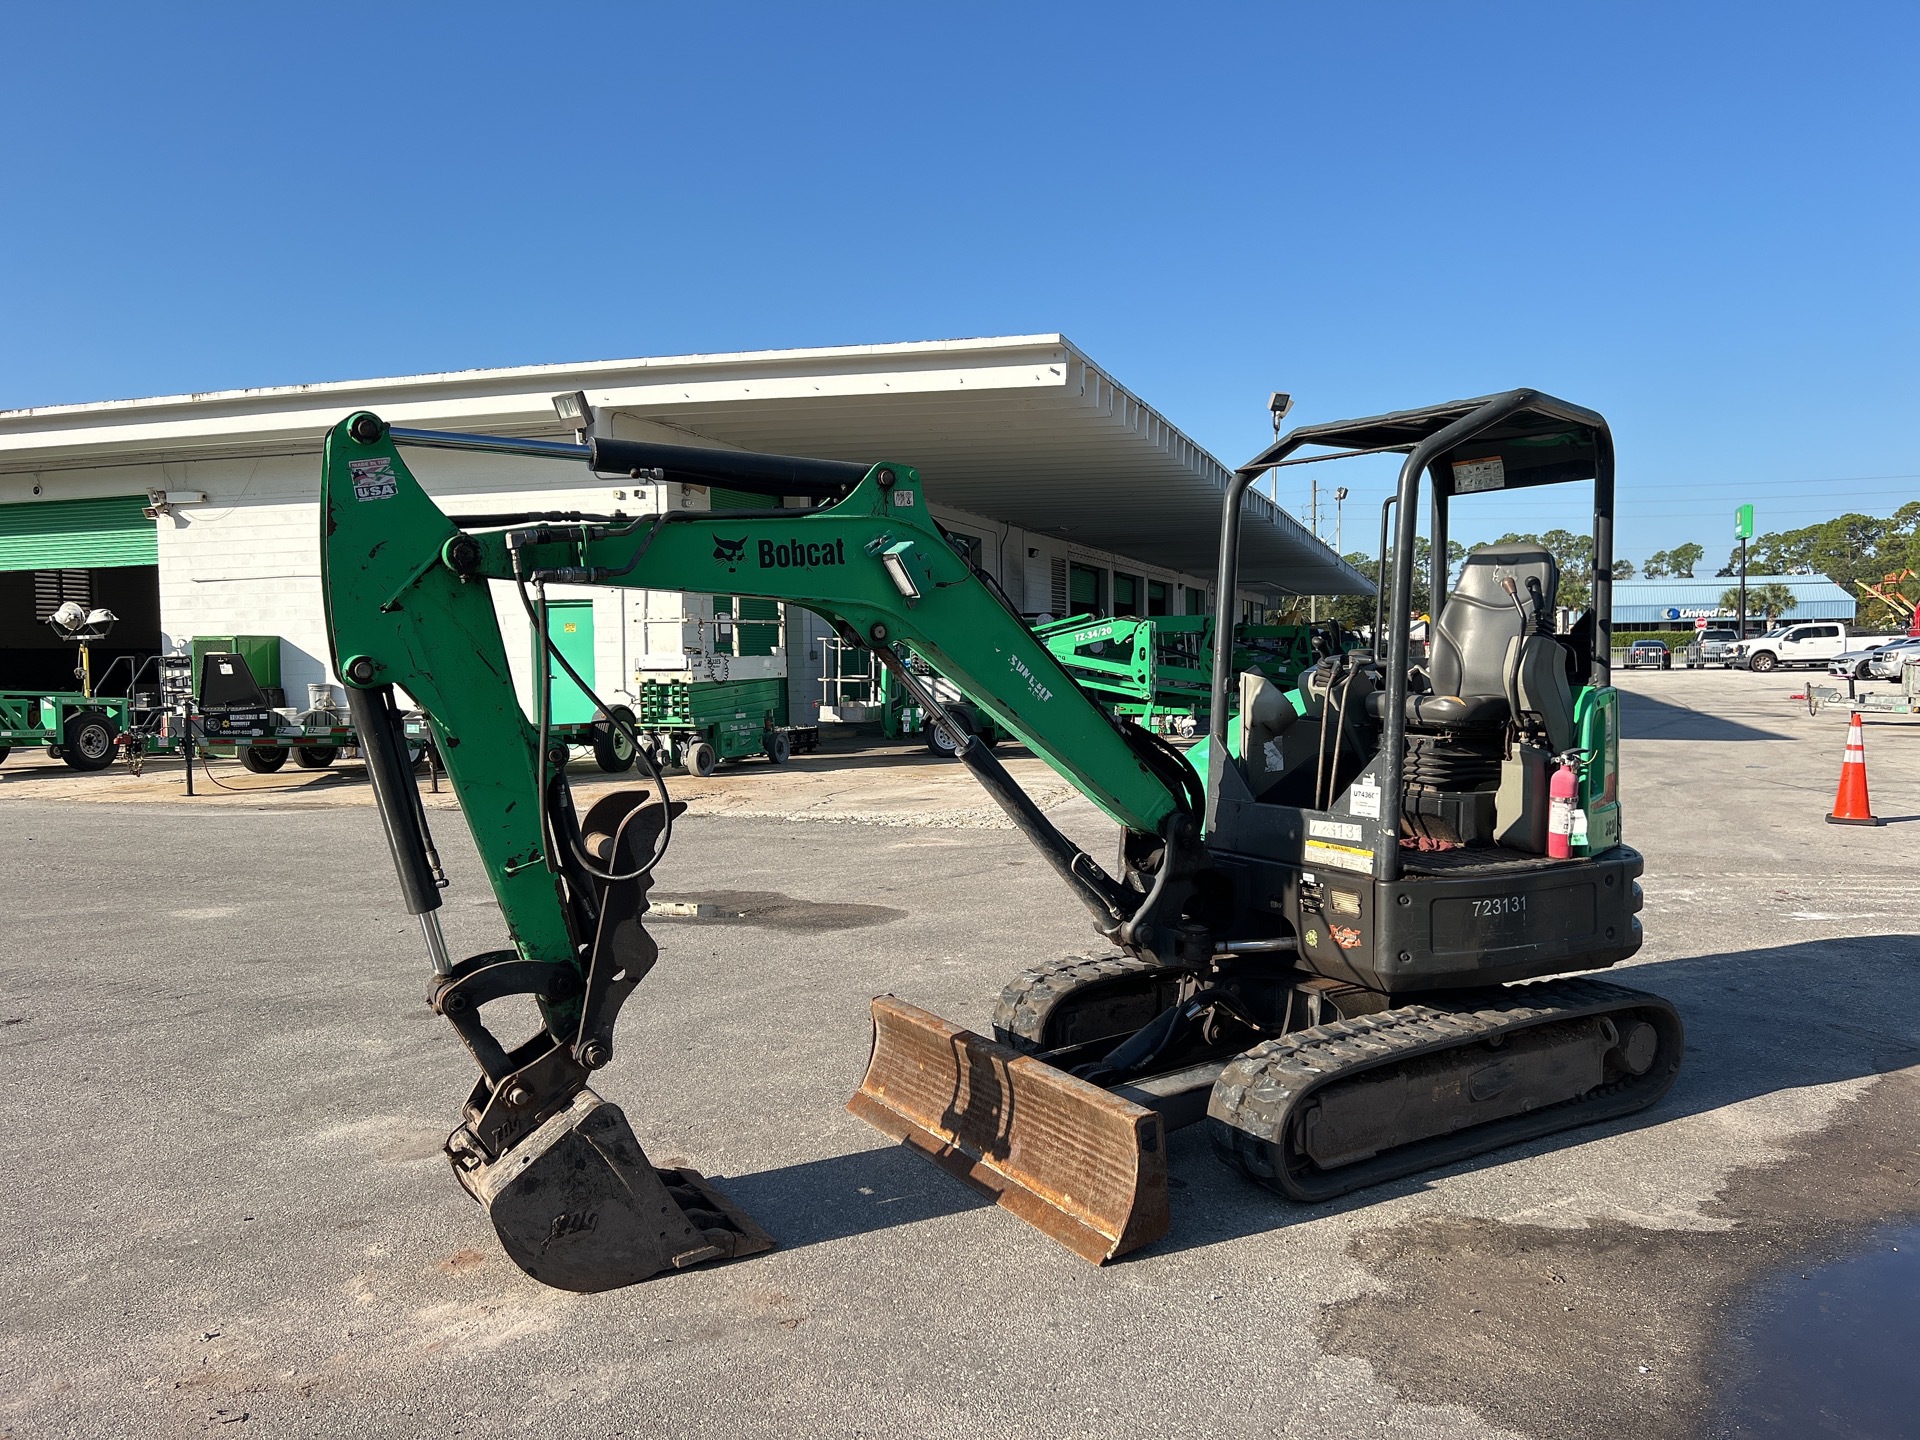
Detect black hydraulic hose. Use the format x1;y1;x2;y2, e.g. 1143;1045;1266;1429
1075;987;1264;1085
346;683;443;916
1123;719;1205;821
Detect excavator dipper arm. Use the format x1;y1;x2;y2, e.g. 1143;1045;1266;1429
321;413;1199;1285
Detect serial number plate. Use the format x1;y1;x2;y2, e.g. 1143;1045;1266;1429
1432;886;1595;953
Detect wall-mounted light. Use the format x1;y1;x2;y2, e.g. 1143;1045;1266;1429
143;488;207;519
551;390;593;443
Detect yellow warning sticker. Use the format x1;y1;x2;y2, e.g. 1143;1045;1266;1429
1304;838;1374;876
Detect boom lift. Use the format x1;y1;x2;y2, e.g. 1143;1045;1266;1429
321;390;1680;1289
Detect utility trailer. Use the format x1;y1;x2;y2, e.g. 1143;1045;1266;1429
0;690;133;770
1807;658;1920;716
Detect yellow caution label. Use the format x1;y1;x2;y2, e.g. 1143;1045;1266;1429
1304;838;1374;876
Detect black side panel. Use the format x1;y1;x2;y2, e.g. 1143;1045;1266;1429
1218;846;1644;994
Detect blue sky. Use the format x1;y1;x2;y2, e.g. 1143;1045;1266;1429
2;3;1913;568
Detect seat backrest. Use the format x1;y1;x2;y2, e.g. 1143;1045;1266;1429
1429;543;1559;698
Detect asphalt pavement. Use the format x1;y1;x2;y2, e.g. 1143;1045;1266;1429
2;668;1915;1440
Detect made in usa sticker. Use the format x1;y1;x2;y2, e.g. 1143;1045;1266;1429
349;457;398;502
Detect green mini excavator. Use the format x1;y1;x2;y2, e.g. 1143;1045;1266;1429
320;390;1679;1289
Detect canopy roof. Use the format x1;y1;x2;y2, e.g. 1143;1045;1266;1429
0;335;1372;598
1238;391;1609;497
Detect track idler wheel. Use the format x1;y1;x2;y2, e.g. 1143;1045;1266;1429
452;1089;772;1292
993;953;1186;1056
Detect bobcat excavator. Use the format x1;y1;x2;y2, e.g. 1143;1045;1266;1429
320;389;1680;1291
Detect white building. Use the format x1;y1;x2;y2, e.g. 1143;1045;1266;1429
0;335;1370;720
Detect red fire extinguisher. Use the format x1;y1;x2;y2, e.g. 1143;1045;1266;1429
1547;751;1580;859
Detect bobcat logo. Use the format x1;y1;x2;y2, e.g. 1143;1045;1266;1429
712;535;747;572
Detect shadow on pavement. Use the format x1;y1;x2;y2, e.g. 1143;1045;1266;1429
1618;688;1792;742
727;935;1920;1258
717;1141;991;1248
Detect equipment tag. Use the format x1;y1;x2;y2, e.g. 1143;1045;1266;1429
1349;775;1382;819
349;457;398;502
1572;808;1589;842
1304;838;1373;875
1309;818;1363;843
1452;456;1505;493
893;491;915;506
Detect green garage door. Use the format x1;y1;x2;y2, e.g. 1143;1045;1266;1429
0;496;158;571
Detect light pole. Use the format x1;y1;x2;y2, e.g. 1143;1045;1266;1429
1266;392;1292;504
1333;486;1348;555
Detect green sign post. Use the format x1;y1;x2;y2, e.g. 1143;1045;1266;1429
1734;504;1753;637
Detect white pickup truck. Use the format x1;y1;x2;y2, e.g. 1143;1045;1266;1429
1731;623;1896;672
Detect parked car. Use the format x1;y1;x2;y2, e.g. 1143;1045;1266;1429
1830;642;1894;679
1683;628;1740;668
1623;638;1672;670
1868;635;1920;680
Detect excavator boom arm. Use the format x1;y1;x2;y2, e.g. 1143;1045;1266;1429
321;414;1188;974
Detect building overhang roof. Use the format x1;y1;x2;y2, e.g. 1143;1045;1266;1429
0;335;1371;597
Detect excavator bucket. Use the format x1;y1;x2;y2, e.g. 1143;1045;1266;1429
456;1090;774;1292
848;996;1169;1264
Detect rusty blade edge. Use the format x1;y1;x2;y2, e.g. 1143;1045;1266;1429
846;996;1171;1265
846;1089;1120;1265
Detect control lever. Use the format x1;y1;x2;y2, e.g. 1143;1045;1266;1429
1499;576;1535;631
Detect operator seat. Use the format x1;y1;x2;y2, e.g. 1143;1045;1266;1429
1367;541;1576;750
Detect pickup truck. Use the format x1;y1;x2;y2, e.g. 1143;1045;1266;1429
1683;628;1740;668
1732;623;1897;673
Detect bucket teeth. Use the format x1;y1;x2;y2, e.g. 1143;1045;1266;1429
847;995;1169;1264
456;1089;773;1292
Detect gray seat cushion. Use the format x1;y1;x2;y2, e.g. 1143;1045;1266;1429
1366;689;1510;730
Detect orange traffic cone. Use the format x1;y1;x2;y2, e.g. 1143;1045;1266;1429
1826;712;1882;826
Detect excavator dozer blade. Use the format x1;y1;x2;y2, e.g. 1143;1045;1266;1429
456;1089;774;1292
848;995;1169;1264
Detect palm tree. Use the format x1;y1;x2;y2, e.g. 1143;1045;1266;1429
1720;583;1798;629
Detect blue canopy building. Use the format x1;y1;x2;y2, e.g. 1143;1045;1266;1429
1611;573;1856;632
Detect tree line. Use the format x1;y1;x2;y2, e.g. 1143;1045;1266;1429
1319;502;1920;630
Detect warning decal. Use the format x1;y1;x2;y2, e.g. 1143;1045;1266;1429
1304;838;1374;876
1452;455;1505;494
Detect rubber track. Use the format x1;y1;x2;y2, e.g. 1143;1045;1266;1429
1208;975;1682;1202
992;953;1174;1051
